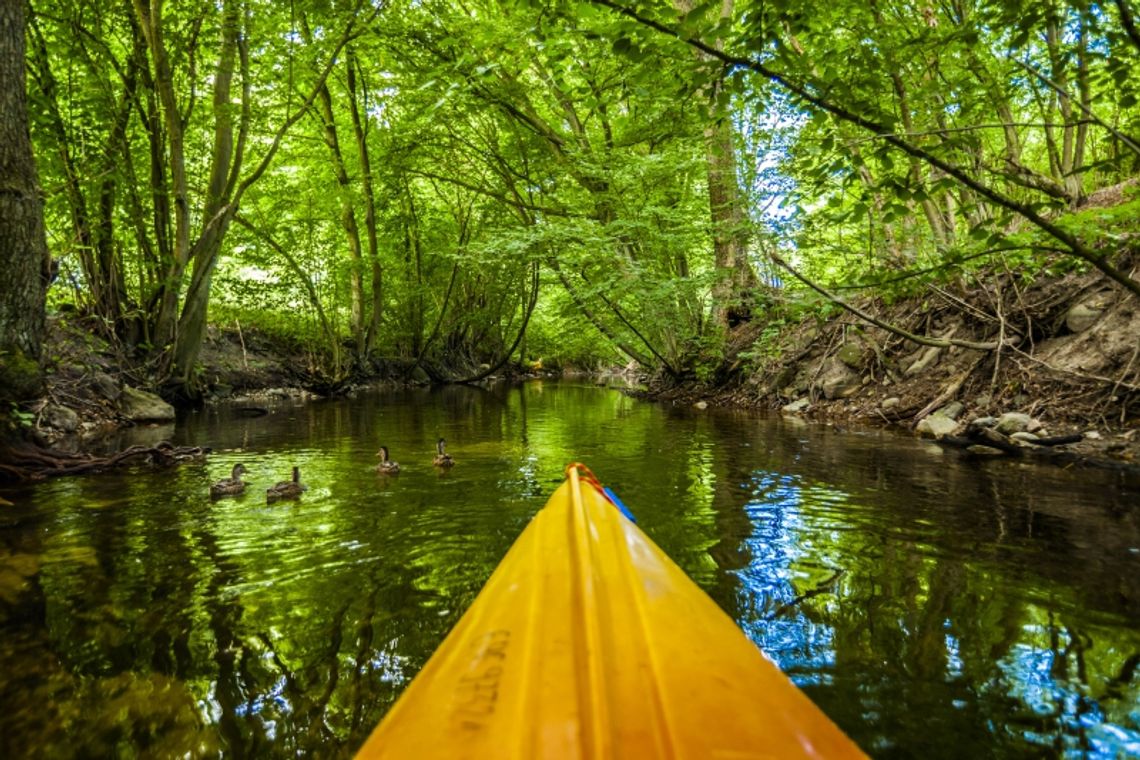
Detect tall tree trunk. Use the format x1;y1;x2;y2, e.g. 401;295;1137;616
695;0;758;327
133;0;192;352
348;48;383;355
315;79;366;357
0;0;50;402
1046;12;1084;204
169;0;244;387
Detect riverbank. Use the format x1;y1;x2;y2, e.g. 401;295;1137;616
646;254;1140;471
3;316;547;469
9;253;1140;476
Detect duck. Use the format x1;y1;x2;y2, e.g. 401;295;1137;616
210;463;248;498
432;438;455;468
267;466;307;502
375;445;400;475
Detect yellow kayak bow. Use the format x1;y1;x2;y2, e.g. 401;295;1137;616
357;464;865;759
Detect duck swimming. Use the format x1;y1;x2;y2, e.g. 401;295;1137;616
267;466;307;502
376;446;400;475
432;438;455;468
210;463;248;498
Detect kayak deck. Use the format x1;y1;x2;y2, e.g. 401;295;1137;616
356;464;864;758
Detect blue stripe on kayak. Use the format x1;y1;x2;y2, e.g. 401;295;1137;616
604;487;637;523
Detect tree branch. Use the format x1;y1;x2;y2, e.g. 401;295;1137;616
587;0;1140;300
769;250;1009;351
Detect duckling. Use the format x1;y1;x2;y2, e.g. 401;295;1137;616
267;466;307;503
375;445;400;475
210;463;248;498
432;438;455;468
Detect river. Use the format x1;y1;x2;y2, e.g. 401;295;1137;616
1;381;1138;758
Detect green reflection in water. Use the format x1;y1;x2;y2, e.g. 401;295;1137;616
0;382;1138;758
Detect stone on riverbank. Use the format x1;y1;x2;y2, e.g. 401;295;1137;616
782;398;810;414
120;386;176;422
994;412;1033;435
817;357;861;399
44;404;79;432
916;414;959;439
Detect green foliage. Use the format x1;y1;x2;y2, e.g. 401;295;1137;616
22;0;1140;383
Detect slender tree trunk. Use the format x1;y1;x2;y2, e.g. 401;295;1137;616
1072;21;1091;198
348;49;383;355
0;0;50;402
692;0;758;327
1046;13;1084;203
133;0;192;351
169;0;243;387
315;79;366;356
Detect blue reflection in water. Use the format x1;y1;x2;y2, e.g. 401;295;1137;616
729;464;1140;758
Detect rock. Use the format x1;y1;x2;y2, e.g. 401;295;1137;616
974;394;992;408
994;412;1033;435
916;414;959;439
836;342;864;368
410;366;431;384
1026;418;1044;433
772;367;796;392
967;445;1005;456
119;386;176;422
969;416;998;429
693;400;709;410
91;372;120;401
936;401;964;420
817;357;861;399
1084;430;1102;440
1010;432;1040;445
1065;302;1103;333
906;346;942;375
781;398;810;414
881;397;901;410
44;404;79;432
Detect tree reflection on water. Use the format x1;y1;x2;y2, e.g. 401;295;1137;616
0;382;1137;757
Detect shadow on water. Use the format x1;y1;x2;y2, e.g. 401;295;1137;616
1;381;1138;757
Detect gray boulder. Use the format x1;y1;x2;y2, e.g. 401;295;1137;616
994;412;1033;435
119;386;176;422
1065;302;1103;333
836;342;864;368
817;358;861;399
916;414;959;439
44;404;79;432
781;398;810;414
936;401;965;420
91;372;121;401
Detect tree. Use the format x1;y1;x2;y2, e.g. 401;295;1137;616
0;0;50;407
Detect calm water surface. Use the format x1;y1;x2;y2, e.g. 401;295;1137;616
1;382;1138;758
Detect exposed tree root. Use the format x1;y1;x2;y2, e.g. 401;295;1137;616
0;441;210;483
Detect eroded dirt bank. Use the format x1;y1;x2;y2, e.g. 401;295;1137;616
645;257;1140;471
